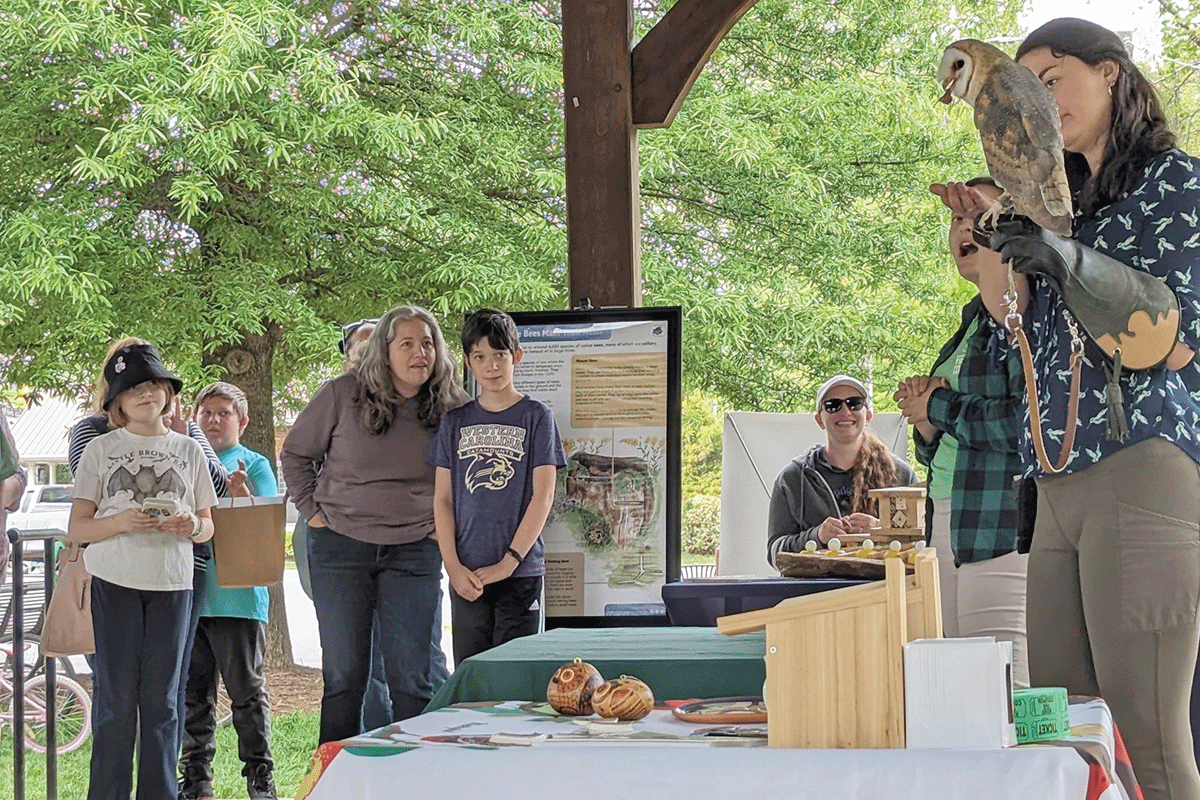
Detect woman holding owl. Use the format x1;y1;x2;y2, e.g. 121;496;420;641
936;18;1200;800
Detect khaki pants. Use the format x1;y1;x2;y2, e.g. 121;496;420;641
1031;437;1200;800
930;498;1030;687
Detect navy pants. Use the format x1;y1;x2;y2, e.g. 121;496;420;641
449;575;541;666
88;577;191;800
177;542;210;753
308;527;449;743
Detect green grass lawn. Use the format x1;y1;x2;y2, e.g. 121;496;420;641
1;711;319;800
681;551;717;566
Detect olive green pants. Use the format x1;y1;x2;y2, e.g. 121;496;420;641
1030;437;1200;800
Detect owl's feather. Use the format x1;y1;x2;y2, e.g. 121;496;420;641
939;39;1073;236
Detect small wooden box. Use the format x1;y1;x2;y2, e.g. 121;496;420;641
869;486;927;537
717;549;941;749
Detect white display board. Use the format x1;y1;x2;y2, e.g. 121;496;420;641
508;308;681;624
718;411;910;578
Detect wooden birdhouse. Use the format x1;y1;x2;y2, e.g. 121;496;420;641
717;549;942;749
869;486;927;539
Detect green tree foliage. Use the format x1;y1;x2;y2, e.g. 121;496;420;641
0;0;1017;417
681;493;720;556
636;0;1018;410
1155;2;1200;154
681;389;723;499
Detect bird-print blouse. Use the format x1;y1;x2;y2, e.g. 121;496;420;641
1017;148;1200;477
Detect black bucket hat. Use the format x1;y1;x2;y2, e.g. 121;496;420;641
1016;17;1128;62
102;344;183;410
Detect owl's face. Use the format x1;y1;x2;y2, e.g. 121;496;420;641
937;45;975;105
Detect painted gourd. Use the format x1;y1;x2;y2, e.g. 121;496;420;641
591;675;654;720
546;658;604;716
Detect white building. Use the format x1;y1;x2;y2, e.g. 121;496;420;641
10;394;81;485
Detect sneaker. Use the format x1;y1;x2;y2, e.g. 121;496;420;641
178;773;215;800
246;764;277;800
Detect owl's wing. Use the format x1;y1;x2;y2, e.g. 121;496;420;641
974;62;1073;235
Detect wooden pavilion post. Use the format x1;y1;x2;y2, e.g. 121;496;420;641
562;0;640;309
562;0;761;309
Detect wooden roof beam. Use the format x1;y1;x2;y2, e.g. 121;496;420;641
631;0;762;129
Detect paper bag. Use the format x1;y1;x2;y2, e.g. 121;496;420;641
211;495;287;588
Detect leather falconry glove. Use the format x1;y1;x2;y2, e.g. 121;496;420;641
979;215;1181;441
980;215;1180;371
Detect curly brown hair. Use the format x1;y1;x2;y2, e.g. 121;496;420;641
849;429;898;515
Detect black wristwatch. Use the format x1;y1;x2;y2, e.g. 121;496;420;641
505;546;524;564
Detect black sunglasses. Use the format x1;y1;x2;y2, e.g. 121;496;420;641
339;318;380;354
822;396;866;413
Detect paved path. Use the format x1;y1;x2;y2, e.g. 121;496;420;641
284;567;455;673
44;567;454;677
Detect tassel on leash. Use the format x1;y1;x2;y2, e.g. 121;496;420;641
1105;349;1129;442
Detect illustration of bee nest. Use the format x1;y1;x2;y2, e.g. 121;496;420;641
564;452;656;551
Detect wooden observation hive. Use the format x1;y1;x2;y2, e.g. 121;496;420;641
717;549;942;749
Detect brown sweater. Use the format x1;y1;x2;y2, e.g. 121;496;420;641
281;373;437;545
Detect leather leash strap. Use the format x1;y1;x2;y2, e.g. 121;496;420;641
1013;325;1082;474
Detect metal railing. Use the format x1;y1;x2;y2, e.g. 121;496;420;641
5;526;69;800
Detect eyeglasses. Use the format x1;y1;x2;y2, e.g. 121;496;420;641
822;396;866;413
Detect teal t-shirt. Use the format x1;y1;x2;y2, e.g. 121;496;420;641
927;317;978;500
200;443;279;621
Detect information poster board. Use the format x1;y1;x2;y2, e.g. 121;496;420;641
507;308;682;627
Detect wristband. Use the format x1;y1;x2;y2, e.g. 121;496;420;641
188;513;203;540
505;546;524;564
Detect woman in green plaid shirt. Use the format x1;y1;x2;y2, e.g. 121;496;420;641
895;177;1029;688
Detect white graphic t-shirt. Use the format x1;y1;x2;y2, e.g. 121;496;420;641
74;427;219;591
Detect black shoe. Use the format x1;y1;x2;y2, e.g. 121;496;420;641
246;764;277;800
178;772;214;800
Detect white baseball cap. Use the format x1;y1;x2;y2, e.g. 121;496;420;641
815;374;870;411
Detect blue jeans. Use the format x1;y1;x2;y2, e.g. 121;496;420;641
296;518;405;732
307;526;448;743
89;577;191;800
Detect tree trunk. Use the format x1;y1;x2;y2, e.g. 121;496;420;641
203;324;295;669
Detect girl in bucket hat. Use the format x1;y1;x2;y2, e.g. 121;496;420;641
68;342;219;800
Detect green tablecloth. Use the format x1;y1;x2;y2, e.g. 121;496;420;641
424;627;766;712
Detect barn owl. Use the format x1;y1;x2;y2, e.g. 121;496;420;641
937;39;1073;236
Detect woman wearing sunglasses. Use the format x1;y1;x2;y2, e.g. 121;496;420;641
766;374;918;570
895;176;1029;688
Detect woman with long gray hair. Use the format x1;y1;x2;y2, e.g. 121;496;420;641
282;305;468;743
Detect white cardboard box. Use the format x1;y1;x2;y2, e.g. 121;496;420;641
904;637;1016;749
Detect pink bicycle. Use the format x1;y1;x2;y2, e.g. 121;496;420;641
0;642;91;754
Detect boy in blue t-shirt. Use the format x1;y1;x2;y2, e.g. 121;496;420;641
180;382;277;800
431;308;566;665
